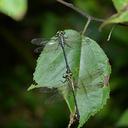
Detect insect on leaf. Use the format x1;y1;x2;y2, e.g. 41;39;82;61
28;29;111;128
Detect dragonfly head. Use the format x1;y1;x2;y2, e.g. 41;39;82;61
56;31;65;37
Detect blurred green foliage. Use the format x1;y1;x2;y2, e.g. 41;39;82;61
100;0;128;28
117;109;128;127
112;0;128;11
0;0;27;20
0;0;128;128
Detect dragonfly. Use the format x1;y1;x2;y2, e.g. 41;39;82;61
63;69;80;120
31;31;80;120
31;31;72;76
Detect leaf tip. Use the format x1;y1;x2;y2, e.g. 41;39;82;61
27;84;36;91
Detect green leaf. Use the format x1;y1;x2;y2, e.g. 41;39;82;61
100;0;128;29
100;10;128;29
0;0;27;20
28;29;111;127
112;0;128;12
117;109;128;127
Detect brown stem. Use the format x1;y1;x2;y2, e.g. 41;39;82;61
56;0;128;27
56;0;105;22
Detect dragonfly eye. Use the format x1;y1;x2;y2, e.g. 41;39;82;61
60;31;65;36
56;31;65;37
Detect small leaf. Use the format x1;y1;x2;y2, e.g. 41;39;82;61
112;0;128;12
100;10;128;29
100;1;128;29
0;0;27;20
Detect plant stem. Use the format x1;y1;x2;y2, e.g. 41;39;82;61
56;0;128;27
82;17;91;35
56;0;105;22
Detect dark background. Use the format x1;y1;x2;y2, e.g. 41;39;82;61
0;0;128;128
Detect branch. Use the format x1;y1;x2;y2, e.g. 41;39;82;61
57;0;128;27
56;0;105;22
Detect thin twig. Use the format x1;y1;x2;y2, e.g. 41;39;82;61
56;0;105;22
57;0;128;27
82;17;91;35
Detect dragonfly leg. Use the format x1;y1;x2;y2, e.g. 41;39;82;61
60;79;67;83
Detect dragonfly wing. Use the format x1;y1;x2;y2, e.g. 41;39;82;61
41;39;59;53
41;87;64;104
34;46;43;53
31;38;47;46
